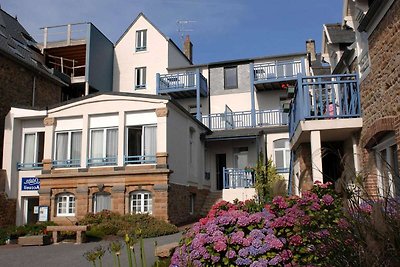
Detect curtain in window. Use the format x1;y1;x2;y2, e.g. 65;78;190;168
91;130;104;161
23;134;36;163
94;193;111;213
106;129;118;159
55;132;68;161
71;132;82;161
143;126;156;157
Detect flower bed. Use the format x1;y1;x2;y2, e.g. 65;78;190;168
171;183;353;266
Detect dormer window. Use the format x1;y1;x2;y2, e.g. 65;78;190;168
136;30;147;52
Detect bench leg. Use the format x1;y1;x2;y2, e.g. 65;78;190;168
76;231;82;244
52;231;59;244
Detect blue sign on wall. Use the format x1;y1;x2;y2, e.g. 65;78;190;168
21;177;40;191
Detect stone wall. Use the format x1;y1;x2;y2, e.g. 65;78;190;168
0;192;16;227
0;55;63;167
359;1;400;195
168;183;210;225
293;143;313;193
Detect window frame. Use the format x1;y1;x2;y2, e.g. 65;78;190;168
273;138;290;173
125;124;157;164
54;130;82;168
88;127;118;166
56;193;76;216
374;134;399;197
130;191;152;214
224;66;238;89
135;30;147;52
135;67;147;89
21;132;44;169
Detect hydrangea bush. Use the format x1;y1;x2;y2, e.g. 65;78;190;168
171;182;353;266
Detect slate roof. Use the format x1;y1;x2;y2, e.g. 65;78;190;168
325;23;355;44
0;8;66;85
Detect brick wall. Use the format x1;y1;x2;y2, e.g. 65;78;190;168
168;183;209;225
0;55;62;167
359;0;400;195
0;193;16;227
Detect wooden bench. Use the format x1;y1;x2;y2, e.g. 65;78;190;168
46;225;88;244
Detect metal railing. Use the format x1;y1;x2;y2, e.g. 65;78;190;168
124;155;156;165
254;59;303;82
47;54;85;77
17;162;43;171
223;168;255;189
52;159;81;168
201;109;288;131
289;74;361;138
87;157;117;167
41;22;89;48
157;71;207;96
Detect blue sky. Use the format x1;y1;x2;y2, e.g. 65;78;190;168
1;0;343;64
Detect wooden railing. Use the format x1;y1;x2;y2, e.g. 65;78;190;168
223;168;255;189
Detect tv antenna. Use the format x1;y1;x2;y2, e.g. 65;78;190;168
177;20;196;45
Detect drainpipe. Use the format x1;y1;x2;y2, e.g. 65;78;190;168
249;63;256;127
196;68;201;121
32;76;36;107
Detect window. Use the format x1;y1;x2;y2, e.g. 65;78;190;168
126;125;156;164
54;131;82;167
135;67;146;89
224;66;238;89
135;30;147;52
130;191;152;214
274;139;290;172
21;132;44;169
56;193;75;216
189;193;196;215
374;134;399;197
93;192;111;213
89;128;118;166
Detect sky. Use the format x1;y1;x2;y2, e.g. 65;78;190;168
1;0;343;64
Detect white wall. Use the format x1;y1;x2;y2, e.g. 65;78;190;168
166;104;207;188
223;188;256;202
167;42;191;69
210;92;252;113
113;15;169;94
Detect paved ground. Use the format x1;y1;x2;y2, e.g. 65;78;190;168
0;232;183;267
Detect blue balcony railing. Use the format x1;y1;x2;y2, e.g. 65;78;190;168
87;157;117;167
124;155;156;165
223;168;255;189
289;74;361;138
202;109;288;131
17;162;43;171
253;59;304;84
156;71;208;97
52;159;81;168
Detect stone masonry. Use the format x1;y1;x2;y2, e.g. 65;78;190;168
359;0;400;195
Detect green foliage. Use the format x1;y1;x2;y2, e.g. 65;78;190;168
79;210;178;239
254;152;287;205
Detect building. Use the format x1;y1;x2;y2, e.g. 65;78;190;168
3;11;312;225
288;0;399;197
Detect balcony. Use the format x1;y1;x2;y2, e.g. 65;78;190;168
52;159;81;168
156;71;207;98
124;155;156;165
289;74;361;138
223;168;255;189
202;109;288;131
253;59;304;90
17;162;43;171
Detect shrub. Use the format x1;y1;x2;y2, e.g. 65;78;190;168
171;182;351;266
79;210;178;239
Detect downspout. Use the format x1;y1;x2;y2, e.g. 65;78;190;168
32;75;36;107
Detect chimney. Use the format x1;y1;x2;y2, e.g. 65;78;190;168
306;39;316;62
183;35;193;62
